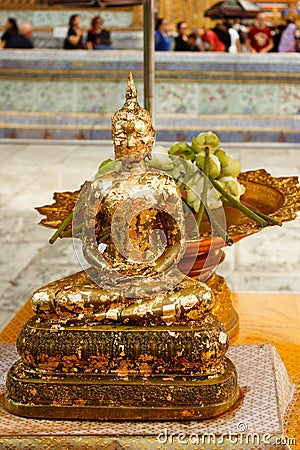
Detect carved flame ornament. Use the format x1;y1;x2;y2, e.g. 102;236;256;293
4;73;241;420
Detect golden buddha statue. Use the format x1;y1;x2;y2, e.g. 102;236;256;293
5;73;240;420
31;72;212;325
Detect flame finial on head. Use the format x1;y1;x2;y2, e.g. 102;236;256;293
125;72;138;107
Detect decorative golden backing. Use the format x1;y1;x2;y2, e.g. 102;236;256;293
36;169;300;243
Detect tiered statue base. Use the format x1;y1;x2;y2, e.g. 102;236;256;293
5;319;240;420
5;360;240;420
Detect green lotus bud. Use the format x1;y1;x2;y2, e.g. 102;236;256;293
205;131;220;148
191;134;206;153
96;159;122;177
195;153;221;179
207;186;222;210
195;151;205;171
214;149;228;168
149;147;174;170
219;177;239;196
208;154;221;179
98;158;113;169
186;189;201;213
220;155;241;178
168;142;195;160
218;176;246;199
191;131;220;154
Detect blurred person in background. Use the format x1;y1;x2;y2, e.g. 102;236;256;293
246;13;274;52
227;22;242;52
64;14;84;50
197;28;226;51
174;21;190;51
269;24;286;52
192;28;205;52
87;15;111;50
278;19;297;52
232;18;247;47
93;30;111;50
0;18;18;49
187;32;200;51
212;22;231;51
155;18;171;51
6;22;33;49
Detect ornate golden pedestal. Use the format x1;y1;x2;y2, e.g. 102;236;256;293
5;319;239;420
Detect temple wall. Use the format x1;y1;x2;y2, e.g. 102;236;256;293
0;7;143;49
0;9;135;28
0;50;299;142
0;0;295;38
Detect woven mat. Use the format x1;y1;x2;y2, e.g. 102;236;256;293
0;344;295;442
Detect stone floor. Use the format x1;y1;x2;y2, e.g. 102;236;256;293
0;141;299;332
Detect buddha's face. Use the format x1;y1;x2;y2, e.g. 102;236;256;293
113;112;155;157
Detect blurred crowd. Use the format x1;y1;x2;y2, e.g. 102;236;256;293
1;12;299;53
155;13;300;53
0;14;111;50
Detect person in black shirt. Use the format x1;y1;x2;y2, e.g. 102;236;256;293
174;21;190;51
64;14;84;50
212;22;231;52
187;33;200;51
87;15;111;50
0;18;19;49
6;22;34;49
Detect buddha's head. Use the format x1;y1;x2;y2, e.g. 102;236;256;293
112;72;155;159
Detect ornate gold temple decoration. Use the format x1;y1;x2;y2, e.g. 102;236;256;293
36;169;300;234
5;73;241;420
283;1;300;22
